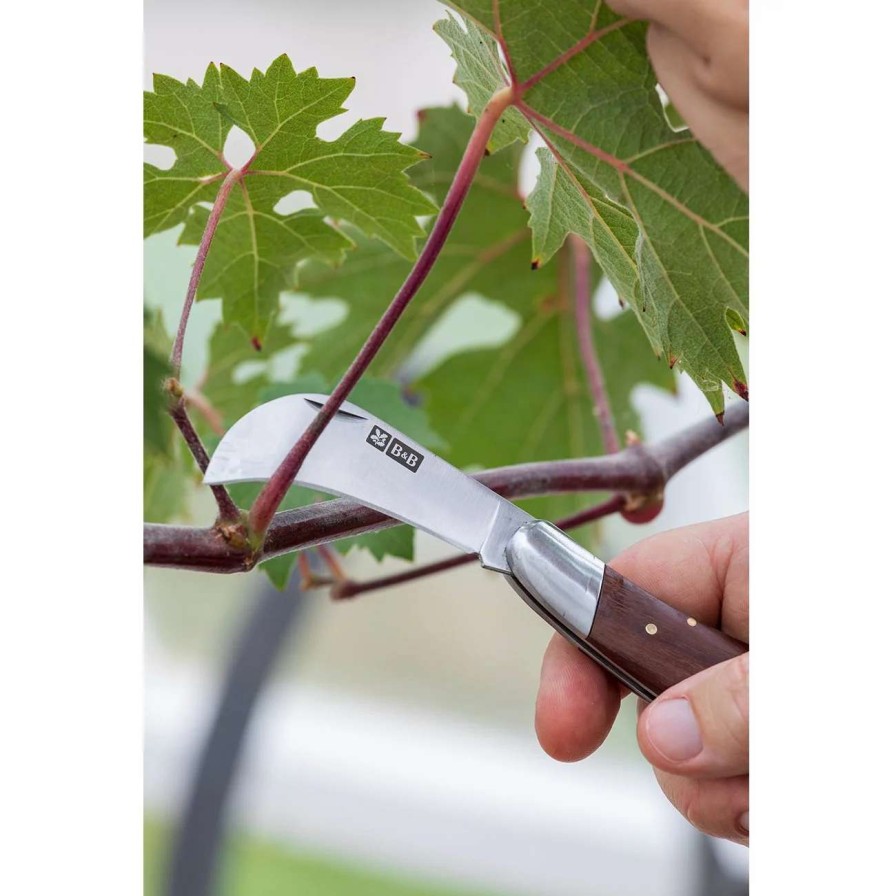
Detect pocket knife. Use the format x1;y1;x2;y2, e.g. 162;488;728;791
205;394;746;701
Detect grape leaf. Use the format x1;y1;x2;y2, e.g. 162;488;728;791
259;377;446;451
144;313;303;525
292;105;674;522
143;310;193;522
439;4;748;413
144;438;192;523
144;309;172;457
198;318;298;436
296;105;533;379
433;15;530;153
256;554;297;591
527;147;640;308
418;307;671;470
144;54;436;341
344;527;415;562
417;303;673;523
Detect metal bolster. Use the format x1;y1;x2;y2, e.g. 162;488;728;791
504;520;605;637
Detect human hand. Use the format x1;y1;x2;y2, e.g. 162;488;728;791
607;0;749;191
535;513;749;844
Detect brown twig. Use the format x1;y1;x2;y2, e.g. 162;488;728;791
144;403;747;572
168;396;241;523
316;545;346;581
170;166;243;379
332;493;627;599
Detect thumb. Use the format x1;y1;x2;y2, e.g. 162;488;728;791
637;653;749;778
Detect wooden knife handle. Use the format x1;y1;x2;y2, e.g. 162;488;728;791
586;567;746;700
505;521;747;701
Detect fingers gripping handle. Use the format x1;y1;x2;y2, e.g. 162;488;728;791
588;568;747;699
504;522;747;701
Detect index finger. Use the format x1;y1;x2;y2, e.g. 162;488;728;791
608;512;748;642
535;513;748;762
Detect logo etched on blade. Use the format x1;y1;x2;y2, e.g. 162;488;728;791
365;426;423;472
366;426;392;451
385;438;424;473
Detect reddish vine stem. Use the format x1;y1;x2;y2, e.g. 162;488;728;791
144;403;747;572
335;552;473;599
169;399;241;523
316;545;346;580
170;166;243;378
297;551;314;588
571;235;620;454
246;86;515;542
332;493;627;600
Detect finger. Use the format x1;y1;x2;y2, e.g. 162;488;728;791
654;767;749;844
608;513;748;642
638;653;749;778
646;18;747;109
607;0;748;75
535;632;623;761
646;24;748;190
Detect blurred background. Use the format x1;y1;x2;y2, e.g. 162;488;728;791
144;1;749;894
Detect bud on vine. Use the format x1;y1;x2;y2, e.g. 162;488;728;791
621;488;664;524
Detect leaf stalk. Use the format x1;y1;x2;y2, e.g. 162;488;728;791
168;396;241;523
331;493;626;599
170;166;243;378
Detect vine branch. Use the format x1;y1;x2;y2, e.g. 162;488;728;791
331;493;626;600
144;402;747;573
245;86;515;542
168;395;241;523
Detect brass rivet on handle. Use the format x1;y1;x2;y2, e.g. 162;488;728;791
645;623;658;635
687;617;697;627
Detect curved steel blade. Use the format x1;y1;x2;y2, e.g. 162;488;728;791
204;393;531;572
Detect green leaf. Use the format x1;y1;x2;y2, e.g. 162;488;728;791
260;376;445;457
419;308;673;469
662;100;689;132
344;379;446;451
527;148;640;307
297;105;533;380
144;309;172;457
294;105;675;523
258;553;297;591
433;15;530;153
258;372;331;404
144;438;193;523
199;318;299;437
418;302;674;524
336;526;415;563
144;55;437;340
439;5;748;413
144;309;195;522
